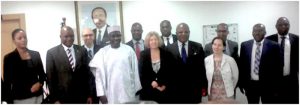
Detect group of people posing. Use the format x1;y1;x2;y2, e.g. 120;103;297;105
2;6;298;104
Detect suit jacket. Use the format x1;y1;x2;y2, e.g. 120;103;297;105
139;48;176;103
204;39;239;61
239;39;283;96
167;41;208;103
46;44;91;103
161;34;178;48
3;49;46;102
82;44;101;62
266;33;299;83
126;39;145;51
93;25;110;48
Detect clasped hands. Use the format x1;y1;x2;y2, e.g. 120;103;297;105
151;81;166;92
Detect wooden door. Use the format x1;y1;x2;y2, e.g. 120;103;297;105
1;14;26;79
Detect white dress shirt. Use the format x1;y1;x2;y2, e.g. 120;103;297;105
96;24;108;41
163;34;174;46
177;41;188;57
278;34;291;76
62;44;76;67
132;39;144;51
251;39;264;80
84;45;94;56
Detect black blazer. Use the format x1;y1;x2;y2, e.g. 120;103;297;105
161;34;178;47
266;33;299;82
139;48;175;103
46;44;91;103
167;41;207;103
93;25;110;48
239;39;283;95
3;49;46;102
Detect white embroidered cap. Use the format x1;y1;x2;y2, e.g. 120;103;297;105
107;25;121;34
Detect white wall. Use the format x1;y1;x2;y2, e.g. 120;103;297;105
2;1;77;68
122;1;299;44
1;1;299;69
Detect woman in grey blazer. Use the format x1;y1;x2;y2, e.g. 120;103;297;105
204;37;238;103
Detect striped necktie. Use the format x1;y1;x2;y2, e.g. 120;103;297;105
67;48;75;71
254;42;261;75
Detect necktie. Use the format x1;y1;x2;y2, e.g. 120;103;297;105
167;37;170;46
67;48;75;71
225;45;230;55
97;30;102;45
135;42;141;60
181;43;187;63
88;49;93;59
281;36;286;55
254;42;261;75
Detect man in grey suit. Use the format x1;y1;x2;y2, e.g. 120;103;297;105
160;20;177;47
204;23;239;61
46;26;92;103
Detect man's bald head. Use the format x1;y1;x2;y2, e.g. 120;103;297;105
60;26;74;47
276;17;290;36
176;23;190;43
252;23;266;42
82;28;94;47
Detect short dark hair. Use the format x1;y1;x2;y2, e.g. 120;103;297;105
11;28;25;40
91;7;107;19
211;36;226;47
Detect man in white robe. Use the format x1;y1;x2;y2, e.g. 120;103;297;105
89;26;142;104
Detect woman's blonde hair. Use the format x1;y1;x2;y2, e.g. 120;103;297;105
144;31;163;48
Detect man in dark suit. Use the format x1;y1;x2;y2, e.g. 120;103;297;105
126;22;145;61
239;24;283;104
167;23;207;103
266;17;299;104
81;28;101;103
91;7;110;47
160;20;177;47
46;26;92;104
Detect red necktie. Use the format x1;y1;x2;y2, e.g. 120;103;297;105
135;42;141;60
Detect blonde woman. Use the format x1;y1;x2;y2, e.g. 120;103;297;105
139;31;175;103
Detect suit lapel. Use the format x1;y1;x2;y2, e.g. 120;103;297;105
289;34;295;46
260;40;269;64
188;41;193;58
246;40;254;65
73;45;80;70
59;45;71;69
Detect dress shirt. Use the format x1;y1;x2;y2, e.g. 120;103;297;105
278;34;291;76
96;24;108;42
62;44;76;66
251;39;264;80
132;39;144;51
178;41;188;57
163;34;174;46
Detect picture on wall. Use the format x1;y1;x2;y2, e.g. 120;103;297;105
203;23;238;45
75;1;123;45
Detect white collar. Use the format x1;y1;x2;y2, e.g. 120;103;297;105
62;44;73;51
277;33;289;39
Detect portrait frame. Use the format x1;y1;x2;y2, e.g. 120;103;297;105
75;1;124;45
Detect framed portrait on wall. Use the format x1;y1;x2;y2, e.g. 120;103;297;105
203;23;238;45
75;1;124;45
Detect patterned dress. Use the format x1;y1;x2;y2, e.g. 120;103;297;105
209;60;227;101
